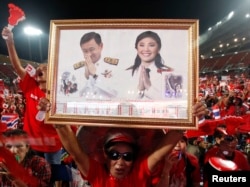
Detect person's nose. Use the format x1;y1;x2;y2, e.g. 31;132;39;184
116;157;126;164
176;141;181;146
143;46;149;51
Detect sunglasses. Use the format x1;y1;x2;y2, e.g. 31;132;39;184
106;150;134;162
224;135;235;142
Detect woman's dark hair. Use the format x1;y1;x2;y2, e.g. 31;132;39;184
127;31;165;76
135;31;162;50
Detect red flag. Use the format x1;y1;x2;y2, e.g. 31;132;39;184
7;3;25;27
0;146;39;186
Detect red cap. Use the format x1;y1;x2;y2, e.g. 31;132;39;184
196;136;205;144
104;132;136;147
209;157;238;171
216;127;228;135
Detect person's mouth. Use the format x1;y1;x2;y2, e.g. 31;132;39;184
141;52;151;57
174;147;181;151
115;168;125;175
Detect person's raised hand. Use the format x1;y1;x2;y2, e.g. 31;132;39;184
84;54;96;76
2;27;13;41
192;100;208;118
36;98;51;112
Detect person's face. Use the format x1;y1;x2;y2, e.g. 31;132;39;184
5;139;29;163
105;143;134;179
174;139;187;153
199;140;209;149
36;64;47;83
215;136;225;145
219;140;237;157
81;39;103;64
136;37;160;63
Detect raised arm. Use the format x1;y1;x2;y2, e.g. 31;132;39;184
2;27;26;79
54;125;90;177
147;101;208;172
147;130;183;172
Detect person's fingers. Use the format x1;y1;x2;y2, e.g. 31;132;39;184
37;98;51;111
192;101;208;116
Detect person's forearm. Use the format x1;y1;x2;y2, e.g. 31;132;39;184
54;125;90;177
155;130;183;159
148;130;183;171
54;125;80;155
6;39;26;79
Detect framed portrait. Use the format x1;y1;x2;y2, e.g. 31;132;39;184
46;19;199;129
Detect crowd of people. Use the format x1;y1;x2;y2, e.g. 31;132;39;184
0;26;250;187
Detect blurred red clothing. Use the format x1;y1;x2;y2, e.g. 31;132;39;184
19;74;62;152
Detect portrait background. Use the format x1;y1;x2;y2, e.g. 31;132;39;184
57;29;188;103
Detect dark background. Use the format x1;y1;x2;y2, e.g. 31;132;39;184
0;0;244;62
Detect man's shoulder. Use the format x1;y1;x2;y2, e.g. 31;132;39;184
103;57;119;65
97;56;119;67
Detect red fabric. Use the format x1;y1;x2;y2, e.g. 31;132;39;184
226;105;247;116
0;147;39;186
8;3;25;26
0;122;7;132
169;153;200;186
219;101;227;118
84;156;152;187
105;133;135;145
151;153;201;187
238;114;250;133
186;116;246;138
19;74;61;152
237;124;250;133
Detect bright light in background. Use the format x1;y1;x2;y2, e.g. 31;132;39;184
23;26;42;36
227;11;234;20
216;21;222;26
23;26;43;62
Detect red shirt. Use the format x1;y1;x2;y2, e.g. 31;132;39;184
150;153;201;187
84;156;153;187
169;153;201;187
19;74;62;152
226;105;247;116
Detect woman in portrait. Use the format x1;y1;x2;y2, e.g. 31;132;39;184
126;31;175;100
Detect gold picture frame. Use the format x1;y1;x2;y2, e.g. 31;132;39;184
46;19;199;130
